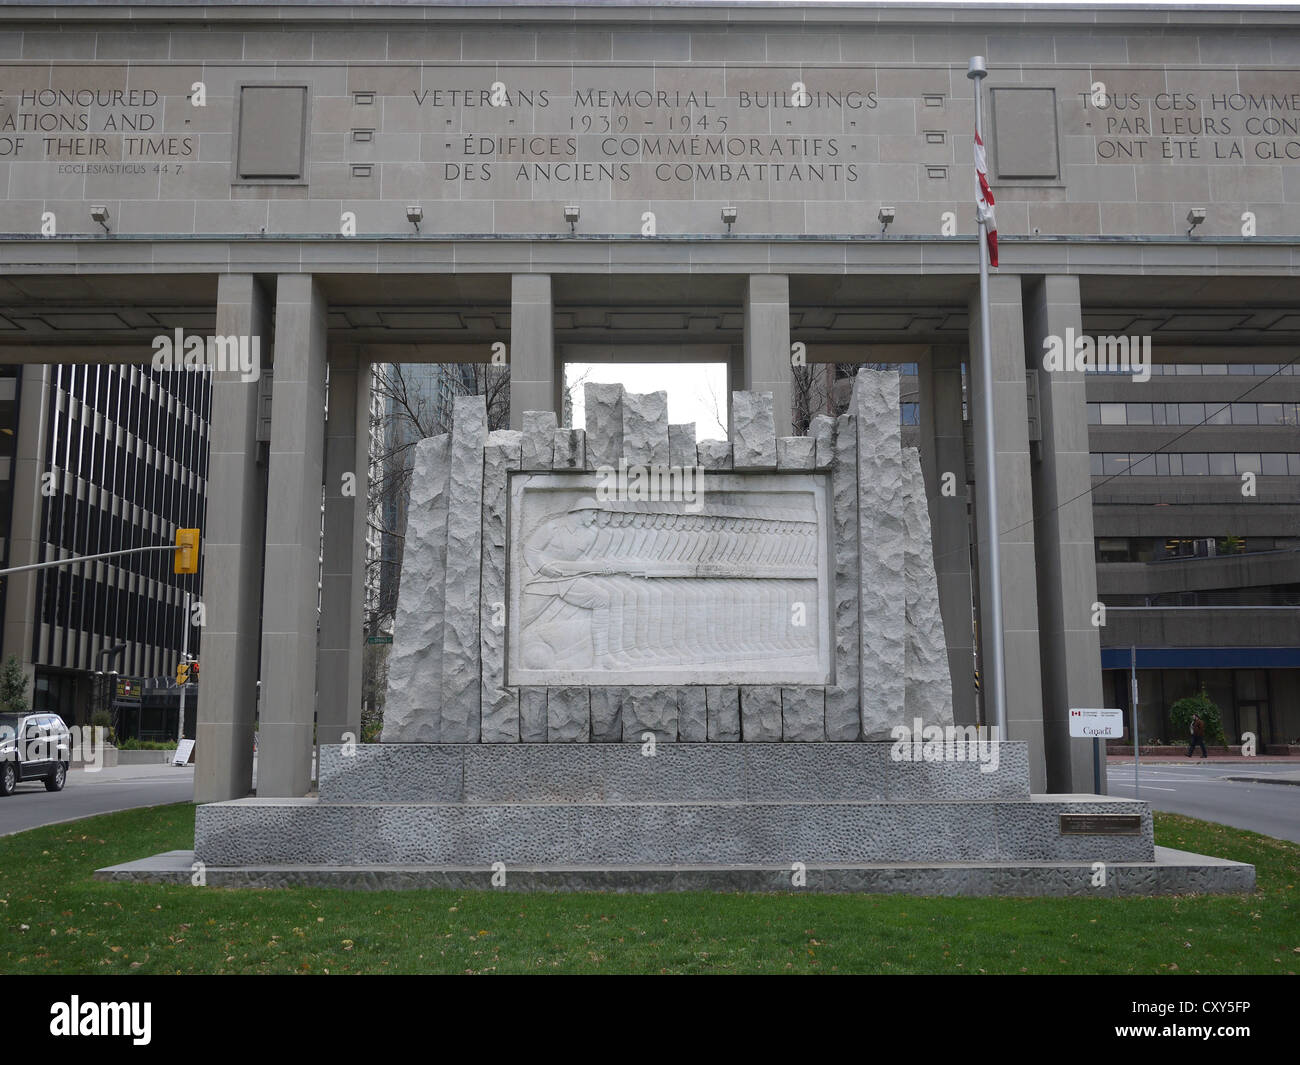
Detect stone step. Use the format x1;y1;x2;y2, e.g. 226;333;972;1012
99;847;1255;897
195;794;1151;867
317;741;1031;804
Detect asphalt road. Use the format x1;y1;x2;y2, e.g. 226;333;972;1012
0;763;194;838
1107;761;1300;844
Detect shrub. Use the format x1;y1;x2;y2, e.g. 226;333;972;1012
89;710;116;746
0;656;29;714
1169;686;1228;746
116;738;178;751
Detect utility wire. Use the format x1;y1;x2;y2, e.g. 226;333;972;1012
927;352;1300;568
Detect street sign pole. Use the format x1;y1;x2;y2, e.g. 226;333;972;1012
1130;644;1140;800
1070;709;1125;796
177;590;191;746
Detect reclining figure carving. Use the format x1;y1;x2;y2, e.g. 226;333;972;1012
517;496;821;673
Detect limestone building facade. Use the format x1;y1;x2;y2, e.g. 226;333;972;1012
0;1;1296;797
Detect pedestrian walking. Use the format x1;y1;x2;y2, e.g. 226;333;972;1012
1187;713;1209;760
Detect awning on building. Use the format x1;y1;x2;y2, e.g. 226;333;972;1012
1101;647;1300;669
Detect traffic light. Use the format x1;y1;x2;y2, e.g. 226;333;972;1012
174;528;200;574
189;661;199;682
176;661;190;685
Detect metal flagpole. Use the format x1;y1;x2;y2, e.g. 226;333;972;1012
967;56;1007;737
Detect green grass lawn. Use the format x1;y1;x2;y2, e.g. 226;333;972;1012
0;804;1296;974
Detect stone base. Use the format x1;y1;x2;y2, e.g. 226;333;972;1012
165;744;1253;896
317;741;1032;803
195;794;1156;866
96;847;1256;896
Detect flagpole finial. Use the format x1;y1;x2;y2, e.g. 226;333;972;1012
967;56;987;80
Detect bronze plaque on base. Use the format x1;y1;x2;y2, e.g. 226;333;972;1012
1060;814;1143;836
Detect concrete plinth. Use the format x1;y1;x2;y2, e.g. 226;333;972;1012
175;742;1253;892
97;847;1255;897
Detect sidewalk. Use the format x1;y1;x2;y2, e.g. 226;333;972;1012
1217;770;1300;786
68;762;195;783
1106;754;1295;765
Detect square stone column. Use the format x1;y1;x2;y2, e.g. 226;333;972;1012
1024;276;1106;794
743;275;794;436
258;275;329;797
1;363;51;703
919;346;978;726
195;275;270;804
316;347;369;749
509;274;555;430
968;275;1047;791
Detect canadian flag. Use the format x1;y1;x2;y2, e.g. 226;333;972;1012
974;128;999;267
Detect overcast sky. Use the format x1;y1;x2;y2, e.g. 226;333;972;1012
566;362;731;440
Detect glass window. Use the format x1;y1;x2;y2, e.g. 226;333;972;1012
1130;453;1156;475
1086;403;1100;425
1258;403;1284;425
1201;364;1227;375
1181;453;1209;475
1167;452;1182;475
1228;363;1256;375
1127;403;1153;424
1254;364;1280;375
1208;453;1235;475
1090;453;1104;476
1104;453;1131;475
1155;453;1170;476
1100;403;1126;425
1178;403;1205;425
1231;403;1258;425
1236;453;1262;474
1261;453;1288;475
1175;364;1202;375
1097;538;1131;563
1151;403;1167;425
900;402;919;426
1205;403;1232;426
1289;454;1300;475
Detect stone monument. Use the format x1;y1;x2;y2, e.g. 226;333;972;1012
162;370;1252;894
383;368;952;743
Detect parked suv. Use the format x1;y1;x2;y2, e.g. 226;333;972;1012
0;713;71;795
